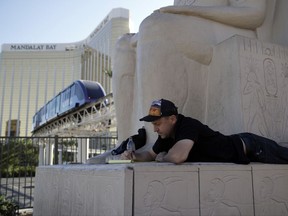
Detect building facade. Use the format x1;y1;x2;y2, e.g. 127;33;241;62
0;8;129;136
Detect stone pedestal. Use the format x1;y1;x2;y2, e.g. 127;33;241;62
34;163;288;216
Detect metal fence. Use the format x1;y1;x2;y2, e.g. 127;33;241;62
0;136;117;210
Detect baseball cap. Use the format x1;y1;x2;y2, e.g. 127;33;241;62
139;99;178;122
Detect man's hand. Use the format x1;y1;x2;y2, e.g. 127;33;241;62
121;149;157;162
155;152;167;162
121;150;135;160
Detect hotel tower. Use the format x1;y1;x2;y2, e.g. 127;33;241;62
0;8;130;136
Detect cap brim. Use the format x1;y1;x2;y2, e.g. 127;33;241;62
139;115;161;122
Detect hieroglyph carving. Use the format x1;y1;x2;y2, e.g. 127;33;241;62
240;37;288;141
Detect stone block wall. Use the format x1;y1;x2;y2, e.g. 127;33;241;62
34;163;288;216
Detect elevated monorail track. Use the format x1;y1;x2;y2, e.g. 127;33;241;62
32;93;116;137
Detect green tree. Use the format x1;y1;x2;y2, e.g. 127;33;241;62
0;138;38;177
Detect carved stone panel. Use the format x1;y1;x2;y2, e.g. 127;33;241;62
239;37;288;142
207;35;288;142
252;164;288;216
199;165;253;216
133;163;199;216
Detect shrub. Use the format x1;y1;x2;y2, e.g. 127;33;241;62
0;195;19;216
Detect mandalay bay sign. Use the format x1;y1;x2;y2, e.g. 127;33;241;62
1;43;83;52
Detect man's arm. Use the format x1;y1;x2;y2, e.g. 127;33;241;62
121;149;157;162
157;139;194;164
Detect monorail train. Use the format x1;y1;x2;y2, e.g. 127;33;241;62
32;80;106;131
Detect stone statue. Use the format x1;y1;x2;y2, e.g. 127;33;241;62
112;0;280;145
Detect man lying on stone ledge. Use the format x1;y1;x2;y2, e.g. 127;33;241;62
121;99;288;164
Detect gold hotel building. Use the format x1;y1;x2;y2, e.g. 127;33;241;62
0;8;130;136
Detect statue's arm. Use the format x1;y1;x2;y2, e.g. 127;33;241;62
159;0;266;30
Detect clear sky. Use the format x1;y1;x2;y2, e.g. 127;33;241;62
0;0;173;47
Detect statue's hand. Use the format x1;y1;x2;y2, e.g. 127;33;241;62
159;6;190;14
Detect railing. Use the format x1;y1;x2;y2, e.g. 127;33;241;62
0;136;117;210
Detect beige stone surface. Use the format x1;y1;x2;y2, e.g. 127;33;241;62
271;0;288;47
199;165;253;216
207;35;288;142
252;164;288;216
33;165;133;216
33;163;288;216
133;163;199;216
112;33;138;142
